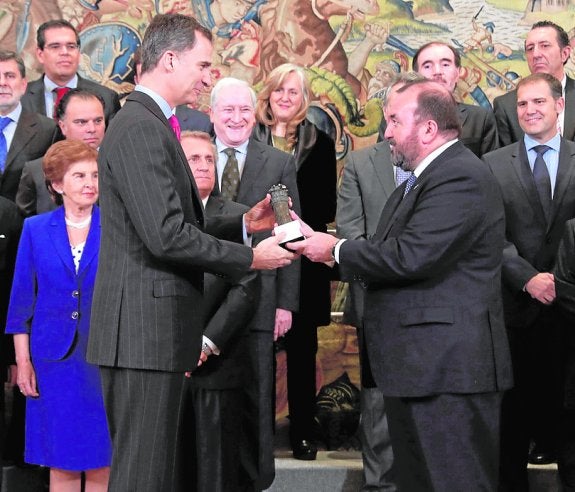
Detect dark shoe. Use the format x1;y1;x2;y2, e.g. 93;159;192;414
528;447;557;465
292;439;317;461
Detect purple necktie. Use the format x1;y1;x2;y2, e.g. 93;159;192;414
0;117;12;173
168;115;181;141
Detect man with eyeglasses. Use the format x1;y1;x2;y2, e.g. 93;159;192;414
21;19;120;124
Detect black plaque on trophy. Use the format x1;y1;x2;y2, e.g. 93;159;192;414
269;184;304;248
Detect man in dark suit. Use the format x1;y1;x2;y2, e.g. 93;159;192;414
0;50;58;202
292;80;512;491
551;219;575;490
483;72;575;488
0;196;22;485
336;139;398;491
179;130;259;492
86;15;295;492
209;76;300;491
377;42;498;157
494;21;575;147
21;19;120;123
16;89;106;216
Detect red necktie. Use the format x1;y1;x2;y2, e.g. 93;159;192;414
53;87;70;119
168;115;181;141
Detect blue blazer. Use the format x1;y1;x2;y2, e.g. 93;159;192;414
5;206;100;361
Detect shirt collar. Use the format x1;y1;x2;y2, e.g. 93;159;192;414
524;132;561;153
2;102;22;124
135;84;173;119
413;138;459;178
44;74;78;92
215;137;250;156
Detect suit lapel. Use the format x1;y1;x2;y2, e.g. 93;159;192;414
549;139;575;229
510;143;548;224
457;103;469;128
48;207;76;275
236;140;265;203
564;77;575;140
28;78;47;115
5;112;37;170
371;144;395;198
77;207;100;277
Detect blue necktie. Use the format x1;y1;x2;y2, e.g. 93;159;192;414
395;167;412;187
0;117;12;173
403;173;417;197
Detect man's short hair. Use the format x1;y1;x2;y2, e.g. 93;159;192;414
530;20;569;49
516;72;563;100
398;80;461;137
0;50;25;77
37;19;80;50
412;42;461;71
140;14;212;74
56;88;106;120
180;130;216;161
210;77;256;108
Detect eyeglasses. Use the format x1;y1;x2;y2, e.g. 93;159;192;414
44;43;80;52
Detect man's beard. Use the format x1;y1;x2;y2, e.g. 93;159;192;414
388;136;419;171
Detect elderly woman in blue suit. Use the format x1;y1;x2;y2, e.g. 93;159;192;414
5;140;110;491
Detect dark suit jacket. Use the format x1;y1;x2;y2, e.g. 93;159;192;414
0;197;22;366
494;76;575;147
551;219;575;407
378;103;498;157
21;75;121;123
483;139;575;327
191;197;260;389
217;138;301;330
6;206;100;360
175;105;213;135
0;111;58;201
87;90;253;372
15;157;56;217
252;119;336;325
339;141;512;397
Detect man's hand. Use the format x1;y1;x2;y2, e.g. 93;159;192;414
274;308;292;341
251;234;296;270
286;211;340;263
245;194;295;234
525;272;555;305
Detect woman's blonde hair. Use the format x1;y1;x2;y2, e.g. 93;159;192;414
255;63;311;148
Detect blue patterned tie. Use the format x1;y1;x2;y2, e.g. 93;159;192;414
0;117;12;173
395;167;412;187
403;173;417;197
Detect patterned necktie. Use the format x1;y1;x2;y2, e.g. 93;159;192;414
532;144;552;219
395;167;412;187
403;173;417;197
53;87;70;119
221;147;240;201
0;116;12;173
168;114;181;141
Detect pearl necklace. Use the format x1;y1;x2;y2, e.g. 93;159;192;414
65;215;92;229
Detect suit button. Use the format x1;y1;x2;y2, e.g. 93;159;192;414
71;311;79;320
72;290;79;298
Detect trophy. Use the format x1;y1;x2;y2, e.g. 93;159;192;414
269;184;304;248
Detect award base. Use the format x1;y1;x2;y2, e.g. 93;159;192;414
274;220;304;250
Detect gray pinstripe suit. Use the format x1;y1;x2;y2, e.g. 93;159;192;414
87;90;254;492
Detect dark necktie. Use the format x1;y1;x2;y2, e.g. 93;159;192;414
168;115;181;141
403;173;417;197
0;116;12;173
221;148;240;201
395;167;412;187
532;144;552;219
53;87;70;119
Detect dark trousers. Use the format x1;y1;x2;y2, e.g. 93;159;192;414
386;392;502;492
499;312;564;491
184;386;243;492
240;331;275;491
284;313;318;443
100;367;189;492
